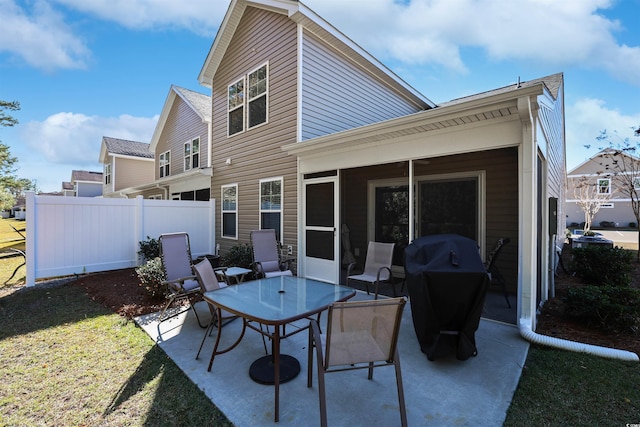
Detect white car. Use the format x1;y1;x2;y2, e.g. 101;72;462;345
568;229;603;240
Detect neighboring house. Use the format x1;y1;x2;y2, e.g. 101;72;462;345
198;0;566;330
68;170;103;197
566;148;639;229
98;136;155;198
61;182;74;197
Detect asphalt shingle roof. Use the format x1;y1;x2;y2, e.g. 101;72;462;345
103;137;154;159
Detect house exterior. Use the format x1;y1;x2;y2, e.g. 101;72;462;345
98;136;155;198
566;149;638;229
60;182;74;197
67;170;103;197
198;0;566;330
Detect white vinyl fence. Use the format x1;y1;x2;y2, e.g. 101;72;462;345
25;192;216;286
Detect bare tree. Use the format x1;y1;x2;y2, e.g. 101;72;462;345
570;175;614;231
597;130;640;260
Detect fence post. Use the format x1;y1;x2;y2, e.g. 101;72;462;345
135;196;144;266
209;198;216;255
25;192;35;287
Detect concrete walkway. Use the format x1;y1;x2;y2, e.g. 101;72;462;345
136;292;529;426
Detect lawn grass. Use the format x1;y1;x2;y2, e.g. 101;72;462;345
0;283;231;426
0;218;26;285
504;346;640;425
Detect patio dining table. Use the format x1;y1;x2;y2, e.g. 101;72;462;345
203;275;355;422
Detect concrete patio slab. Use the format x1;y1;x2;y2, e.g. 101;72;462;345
135;291;529;426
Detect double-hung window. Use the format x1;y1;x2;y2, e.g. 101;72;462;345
260;177;282;240
104;164;111;185
228;63;268;136
597;178;611;194
159;151;170;178
222;184;238;239
184;138;200;171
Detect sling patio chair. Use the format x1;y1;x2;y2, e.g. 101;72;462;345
484;237;511;308
307;297;408;427
346;241;398;299
250;229;294;278
158;232;206;328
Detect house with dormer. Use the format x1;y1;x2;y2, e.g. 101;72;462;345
195;0;566;330
99;136;155;198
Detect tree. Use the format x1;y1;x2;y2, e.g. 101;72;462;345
570;175;614;231
0;100;37;202
596;129;640;261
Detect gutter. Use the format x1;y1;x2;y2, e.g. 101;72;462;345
518;318;639;362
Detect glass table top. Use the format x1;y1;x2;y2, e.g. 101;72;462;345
203;276;355;324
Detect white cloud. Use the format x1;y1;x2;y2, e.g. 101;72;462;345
566;98;640;170
0;0;90;70
52;0;228;36
18;112;158;192
304;0;640;84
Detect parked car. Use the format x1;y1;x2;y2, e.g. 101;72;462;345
569;229;603;240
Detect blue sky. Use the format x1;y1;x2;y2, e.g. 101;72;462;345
1;0;639;193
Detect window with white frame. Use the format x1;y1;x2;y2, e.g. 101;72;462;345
222;184;238;238
104;164;111;185
184;138;200;170
248;64;268;128
634;176;640;190
597;178;611;194
159;150;170;178
260;178;282;240
228;79;244;136
227;63;268;136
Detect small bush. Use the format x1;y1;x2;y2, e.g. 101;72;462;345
569;245;633;287
630;222;637;228
135;257;167;298
563;285;640;334
599;221;614;228
221;244;254;271
138;236;160;262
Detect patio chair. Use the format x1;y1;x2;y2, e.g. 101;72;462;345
158;232;206;328
485;237;511;308
250;229;294;278
307;297;407;427
346;241;398;299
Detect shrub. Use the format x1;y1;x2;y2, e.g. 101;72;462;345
569;245;633;287
138;236;160;262
221;243;254;271
630;222;637;228
135;257;167;298
599;221;614;228
563;285;640;334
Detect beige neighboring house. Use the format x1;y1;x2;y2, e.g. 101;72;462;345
566;149;639;229
64;170;103;197
98;136;155;198
196;0;566;330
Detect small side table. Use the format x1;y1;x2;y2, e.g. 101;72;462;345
221;266;252;284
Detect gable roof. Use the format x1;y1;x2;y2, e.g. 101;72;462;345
567;147;640;175
71;170;102;183
102;136;153;158
149;85;212;152
439;73;563;108
199;0;434;109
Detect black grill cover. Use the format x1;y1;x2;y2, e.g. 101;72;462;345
404;234;490;361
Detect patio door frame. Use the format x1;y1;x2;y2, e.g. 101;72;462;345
302;173;340;283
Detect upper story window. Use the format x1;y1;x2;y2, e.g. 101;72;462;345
634;177;640;190
159;150;170;178
222;184;238;239
228;63;268;136
184;138;200;171
104;164;111;185
260;177;282;240
597;178;611;194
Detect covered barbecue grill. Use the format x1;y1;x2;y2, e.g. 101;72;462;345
404;234;490;361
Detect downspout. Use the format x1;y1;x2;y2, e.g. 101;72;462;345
516;95;638;362
156;184;168;200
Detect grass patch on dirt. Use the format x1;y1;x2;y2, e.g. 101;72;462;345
0;283;231;426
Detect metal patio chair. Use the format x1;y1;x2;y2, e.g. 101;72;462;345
250;229;293;278
485;237;511;308
307;297;408;427
346;241;397;299
158;232;206;327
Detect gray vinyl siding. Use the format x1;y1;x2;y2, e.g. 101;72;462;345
155;95;209;180
210;7;298;261
300;31;424;140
